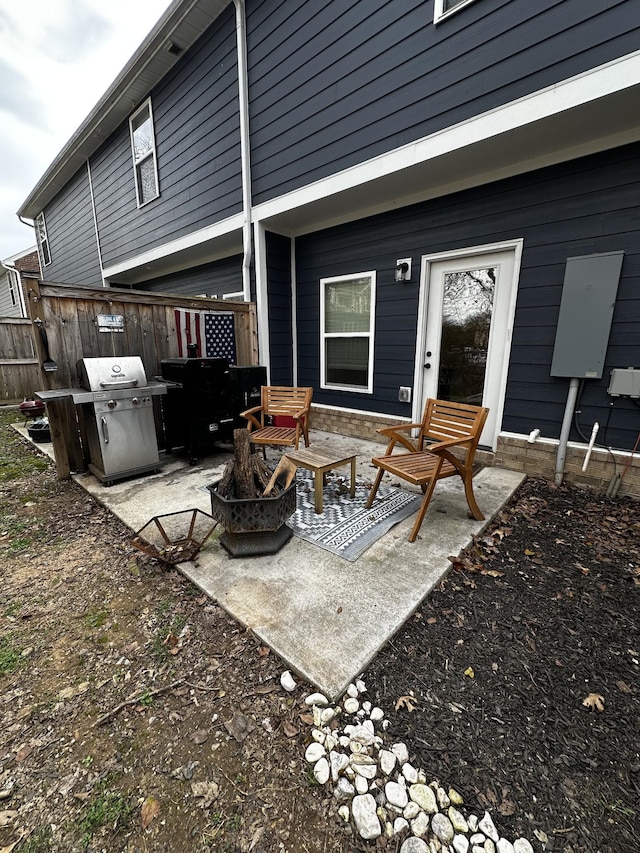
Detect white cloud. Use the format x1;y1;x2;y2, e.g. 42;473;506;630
0;58;44;125
38;0;113;64
0;0;173;260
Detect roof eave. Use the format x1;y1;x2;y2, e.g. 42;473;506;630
18;0;231;220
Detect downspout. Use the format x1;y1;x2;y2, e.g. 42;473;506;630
291;237;298;386
86;160;107;287
1;261;27;317
16;216;41;276
233;0;252;302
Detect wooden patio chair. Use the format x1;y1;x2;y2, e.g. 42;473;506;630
241;386;313;452
365;398;489;542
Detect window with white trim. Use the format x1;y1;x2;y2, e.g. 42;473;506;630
321;272;375;393
35;212;51;266
7;269;20;307
129;99;159;206
434;0;478;23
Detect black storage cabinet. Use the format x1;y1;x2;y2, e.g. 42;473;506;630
160;359;266;463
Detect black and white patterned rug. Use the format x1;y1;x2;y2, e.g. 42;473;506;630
289;470;421;562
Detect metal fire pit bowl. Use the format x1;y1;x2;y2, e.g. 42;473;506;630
207;480;296;557
130;509;218;565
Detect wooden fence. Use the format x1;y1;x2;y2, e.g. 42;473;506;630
0;317;40;402
0;281;259;479
0;280;258;401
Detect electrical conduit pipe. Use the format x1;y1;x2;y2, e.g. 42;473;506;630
581;421;599;472
555;377;580;485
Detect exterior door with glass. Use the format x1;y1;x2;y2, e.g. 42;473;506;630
417;244;521;448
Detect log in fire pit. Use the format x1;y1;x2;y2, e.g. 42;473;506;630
208;429;297;557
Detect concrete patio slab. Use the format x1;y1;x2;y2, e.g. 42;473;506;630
14;426;524;699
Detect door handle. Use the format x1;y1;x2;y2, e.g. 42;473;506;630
101;416;109;444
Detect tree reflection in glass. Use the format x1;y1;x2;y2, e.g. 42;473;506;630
438;267;495;403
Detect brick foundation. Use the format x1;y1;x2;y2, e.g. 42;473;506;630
495;434;640;498
310;405;406;445
310;405;640;499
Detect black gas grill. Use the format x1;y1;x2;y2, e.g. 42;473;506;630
160;359;266;464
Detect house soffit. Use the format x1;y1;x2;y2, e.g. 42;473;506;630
102;217;244;285
256;71;640;237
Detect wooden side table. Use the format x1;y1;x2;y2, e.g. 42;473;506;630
285;448;356;513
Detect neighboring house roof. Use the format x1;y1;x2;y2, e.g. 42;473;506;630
2;246;41;276
1;247;35;318
18;0;229;221
9;248;41;277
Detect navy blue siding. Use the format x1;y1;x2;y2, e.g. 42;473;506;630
91;5;242;268
247;0;638;203
127;256;242;297
41;166;103;287
266;232;293;384
295;142;640;452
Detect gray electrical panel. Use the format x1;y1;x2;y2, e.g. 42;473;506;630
608;367;640;398
550;251;624;378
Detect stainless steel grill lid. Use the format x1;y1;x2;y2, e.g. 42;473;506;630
77;356;148;392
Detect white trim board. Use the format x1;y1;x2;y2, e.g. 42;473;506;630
102;213;244;282
2;246;37;265
253;220;271;382
253;50;640;229
434;0;479;25
103;51;640;285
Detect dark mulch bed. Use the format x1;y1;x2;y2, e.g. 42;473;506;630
365;477;639;853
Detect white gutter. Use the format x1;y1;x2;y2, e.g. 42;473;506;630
233;0;253;301
0;262;28;318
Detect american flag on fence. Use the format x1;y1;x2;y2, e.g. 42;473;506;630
174;308;237;363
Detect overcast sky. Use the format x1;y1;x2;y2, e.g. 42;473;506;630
0;0;173;262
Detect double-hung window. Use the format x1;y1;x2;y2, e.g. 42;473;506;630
35;212;51;266
129;98;159;206
321;272;376;393
7;268;20;307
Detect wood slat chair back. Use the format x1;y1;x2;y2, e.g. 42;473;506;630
241;386;313;451
365;398;489;542
262;386;311;419
418;398;486;448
